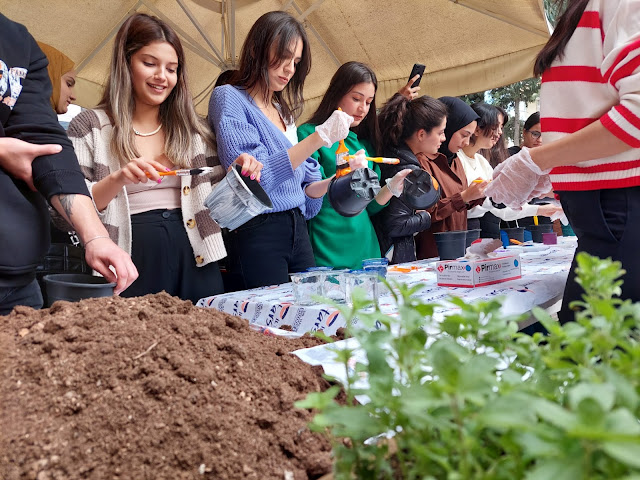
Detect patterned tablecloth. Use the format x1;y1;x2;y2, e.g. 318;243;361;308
197;238;577;336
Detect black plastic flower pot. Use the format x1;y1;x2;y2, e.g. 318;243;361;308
465;229;481;248
526;224;554;243
501;227;525;243
328;167;381;217
402;169;440;210
43;274;116;307
434;230;467;260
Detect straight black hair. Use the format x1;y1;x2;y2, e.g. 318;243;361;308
534;0;590;76
524;111;541;131
378;94;448;151
307;61;381;154
232;11;311;123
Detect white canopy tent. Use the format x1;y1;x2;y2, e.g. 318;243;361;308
1;0;551;119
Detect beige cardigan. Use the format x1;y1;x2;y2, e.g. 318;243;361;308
67;108;227;267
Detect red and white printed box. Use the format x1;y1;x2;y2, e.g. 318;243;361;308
436;254;521;288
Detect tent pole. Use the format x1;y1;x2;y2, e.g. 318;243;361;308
75;1;142;74
296;0;327;22
141;0;225;67
451;0;550;37
287;0;340;66
175;0;227;64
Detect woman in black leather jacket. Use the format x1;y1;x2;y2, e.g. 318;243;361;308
374;94;448;263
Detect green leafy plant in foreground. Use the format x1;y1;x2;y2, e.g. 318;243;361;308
296;253;640;479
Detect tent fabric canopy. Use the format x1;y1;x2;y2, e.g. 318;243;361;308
1;0;550;121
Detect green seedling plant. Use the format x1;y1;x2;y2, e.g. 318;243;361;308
295;253;640;479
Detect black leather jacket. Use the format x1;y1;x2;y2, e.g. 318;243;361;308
373;144;432;264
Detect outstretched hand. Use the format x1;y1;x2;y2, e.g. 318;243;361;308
485;147;551;208
0;137;63;191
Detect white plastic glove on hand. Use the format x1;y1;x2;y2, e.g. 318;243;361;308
348;149;369;170
484;147;552;209
385;168;413;197
550;210;569;225
315;110;354;148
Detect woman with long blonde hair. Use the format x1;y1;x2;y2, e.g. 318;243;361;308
68;13;260;301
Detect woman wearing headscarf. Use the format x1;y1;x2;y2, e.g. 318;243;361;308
412;96;488;259
36;42;76;114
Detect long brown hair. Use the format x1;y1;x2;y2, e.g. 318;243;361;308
307;61;381;154
99;13;214;168
534;0;590;76
231;11;311;124
378;93;447;152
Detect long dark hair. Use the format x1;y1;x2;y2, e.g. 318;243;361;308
99;13;214;168
307;61;381;154
378;93;447;151
534;0;590;76
231;11;311;124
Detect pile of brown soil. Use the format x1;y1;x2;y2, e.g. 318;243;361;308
0;293;334;480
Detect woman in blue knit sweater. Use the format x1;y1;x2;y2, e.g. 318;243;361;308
208;11;355;289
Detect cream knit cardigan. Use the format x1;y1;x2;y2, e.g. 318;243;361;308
67;108;227;267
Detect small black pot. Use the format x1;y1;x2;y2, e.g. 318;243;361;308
434;230;467;260
465;229;481;248
328;168;381;217
502;227;525;243
402;169;440;210
43;274;116;307
527;224;554;243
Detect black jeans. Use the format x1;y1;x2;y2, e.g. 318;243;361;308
557;187;640;324
224;208;315;291
123;209;223;303
0;279;43;315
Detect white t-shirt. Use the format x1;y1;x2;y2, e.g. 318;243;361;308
457;150;538;220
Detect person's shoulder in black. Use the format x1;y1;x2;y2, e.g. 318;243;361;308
507;145;521;157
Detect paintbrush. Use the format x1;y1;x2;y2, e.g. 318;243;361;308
346;155;400;165
146;167;216;177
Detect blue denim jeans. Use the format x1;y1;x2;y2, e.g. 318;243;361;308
0;279;43;315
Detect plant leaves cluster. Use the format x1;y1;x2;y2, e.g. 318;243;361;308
295;253;640;479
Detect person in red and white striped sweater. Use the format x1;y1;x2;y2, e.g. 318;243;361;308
485;0;640;324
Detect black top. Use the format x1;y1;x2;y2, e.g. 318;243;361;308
0;14;89;284
508;145;521;156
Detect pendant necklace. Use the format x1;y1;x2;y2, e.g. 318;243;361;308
133;124;162;137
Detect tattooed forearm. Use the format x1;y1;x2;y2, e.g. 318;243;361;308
56;194;77;225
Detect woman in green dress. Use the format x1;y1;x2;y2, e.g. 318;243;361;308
297;61;410;269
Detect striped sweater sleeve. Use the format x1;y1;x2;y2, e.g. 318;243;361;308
600;0;640;147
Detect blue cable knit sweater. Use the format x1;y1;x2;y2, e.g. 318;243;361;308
208;85;322;219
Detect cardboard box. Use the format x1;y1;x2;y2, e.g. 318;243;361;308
436;254;521;288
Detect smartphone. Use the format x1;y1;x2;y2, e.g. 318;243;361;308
408;63;426;88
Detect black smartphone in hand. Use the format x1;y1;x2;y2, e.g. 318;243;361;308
408;63;426;88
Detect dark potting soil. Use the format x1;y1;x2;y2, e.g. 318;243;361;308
0;293;334;480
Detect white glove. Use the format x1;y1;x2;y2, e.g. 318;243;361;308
484;147;552;209
385;168;413;197
315;110;354;148
348;149;368;170
550;211;569;225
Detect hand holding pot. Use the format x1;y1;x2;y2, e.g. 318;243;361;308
83;236;139;295
485;147;552;208
231;153;263;182
315;110;354;148
385;168;413;197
